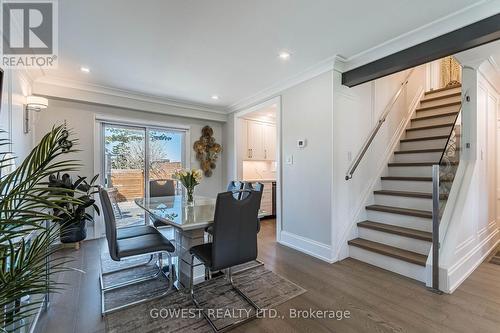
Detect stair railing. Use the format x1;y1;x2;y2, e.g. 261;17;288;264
345;68;415;181
430;89;467;292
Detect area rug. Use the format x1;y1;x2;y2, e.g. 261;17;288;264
103;260;306;332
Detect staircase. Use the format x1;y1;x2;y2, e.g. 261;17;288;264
348;84;461;282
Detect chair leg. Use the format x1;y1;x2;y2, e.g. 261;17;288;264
190;262;261;332
101;252;176;316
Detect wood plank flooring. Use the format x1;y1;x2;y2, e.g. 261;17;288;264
35;220;500;333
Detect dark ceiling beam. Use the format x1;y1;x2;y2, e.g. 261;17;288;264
342;13;500;87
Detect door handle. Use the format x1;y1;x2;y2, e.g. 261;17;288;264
264;149;267;159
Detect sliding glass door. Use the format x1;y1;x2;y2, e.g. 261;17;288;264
103;123;186;228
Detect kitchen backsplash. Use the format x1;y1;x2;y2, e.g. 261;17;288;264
242;160;277;180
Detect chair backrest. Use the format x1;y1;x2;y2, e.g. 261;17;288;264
98;186;119;261
211;190;262;271
241;182;263;199
150;179;176;197
227;181;244;199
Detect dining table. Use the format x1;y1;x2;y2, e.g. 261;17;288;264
135;195;266;289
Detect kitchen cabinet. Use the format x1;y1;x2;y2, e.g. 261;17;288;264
245;120;276;161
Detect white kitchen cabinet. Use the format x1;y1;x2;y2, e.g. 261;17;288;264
263;124;276;161
246;120;264;159
245;120;276;161
259;181;274;216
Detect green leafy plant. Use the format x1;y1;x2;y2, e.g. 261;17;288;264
48;173;100;243
0;125;82;332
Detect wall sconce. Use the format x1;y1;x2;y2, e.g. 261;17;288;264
24;95;48;133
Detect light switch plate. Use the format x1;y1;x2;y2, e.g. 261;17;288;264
286;155;293;165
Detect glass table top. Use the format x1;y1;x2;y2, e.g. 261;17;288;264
135;195;217;231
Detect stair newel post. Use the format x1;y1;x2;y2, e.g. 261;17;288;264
431;164;441;293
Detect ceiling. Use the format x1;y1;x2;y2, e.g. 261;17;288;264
44;0;489;110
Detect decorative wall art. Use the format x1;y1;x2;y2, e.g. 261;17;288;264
193;126;222;177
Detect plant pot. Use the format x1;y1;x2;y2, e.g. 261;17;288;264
60;219;87;243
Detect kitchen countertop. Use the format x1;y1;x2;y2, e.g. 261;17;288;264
243;179;276;182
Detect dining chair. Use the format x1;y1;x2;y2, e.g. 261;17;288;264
98;186;176;315
150;179;176;197
189;189;263;332
205;181;263;239
149;179;176;230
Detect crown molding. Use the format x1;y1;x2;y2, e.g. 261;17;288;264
339;0;500;72
227;55;337;112
33;75;227;122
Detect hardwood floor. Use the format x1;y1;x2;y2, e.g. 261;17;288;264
35;219;500;333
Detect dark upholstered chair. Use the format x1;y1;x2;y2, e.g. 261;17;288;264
150;179;176;197
98;186;176;315
149;179;176;229
190;190;263;331
205;181;263;238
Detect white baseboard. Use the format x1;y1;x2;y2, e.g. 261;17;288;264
441;229;500;293
279;231;334;263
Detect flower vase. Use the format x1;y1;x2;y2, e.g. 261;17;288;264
186;187;194;206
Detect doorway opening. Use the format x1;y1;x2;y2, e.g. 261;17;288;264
234;96;282;242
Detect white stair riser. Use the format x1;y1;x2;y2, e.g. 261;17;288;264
411;114;457;127
349;246;426;282
400;138;448;150
419;95;461;108
405;126;452;139
374;194;432;211
424;87;461;99
358;228;431;255
393;151;442;163
366;210;431;232
388;165;432;177
381;180;432;192
415;104;460;117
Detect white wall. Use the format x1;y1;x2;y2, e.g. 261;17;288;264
279;71;334;253
0;70;34;164
34;98;225;198
435;62;500;293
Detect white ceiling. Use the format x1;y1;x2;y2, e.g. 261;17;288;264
44;0;490;110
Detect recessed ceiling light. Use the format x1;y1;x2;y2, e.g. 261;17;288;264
211;95;219;100
278;51;291;60
80;66;90;73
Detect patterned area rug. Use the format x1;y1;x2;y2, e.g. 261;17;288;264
103;259;306;332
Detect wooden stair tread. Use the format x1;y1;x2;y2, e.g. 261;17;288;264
357;220;432;242
381;176;453;182
381;176;432;181
388;162;435;166
411;111;458;121
424;84;461;95
400;135;448;142
374;190;448;200
394;148;443;154
388;161;457;167
420;92;461;103
406;123;454;132
374;190;432;199
416;101;461;112
348;238;428;266
366;204;432;219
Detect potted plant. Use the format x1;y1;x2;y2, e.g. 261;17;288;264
1;125;81;332
48;173;100;244
172;168;203;205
